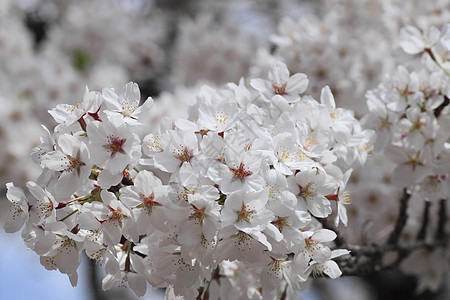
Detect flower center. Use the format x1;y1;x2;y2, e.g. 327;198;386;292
66;154;85;174
212;111;230;125
237;203;256;223
174;147;192;163
268;259;284;277
229;162;253;182
271;216;289;232
138;192;161;213
121;99;139;117
104;136;126;157
272;82;287;95
299;182;316;200
67;101;83;113
189;205;206;224
108;206;125;227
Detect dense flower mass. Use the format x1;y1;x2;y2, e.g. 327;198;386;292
358;24;450;293
2;0;450;299
5;64;373;297
363;23;450;202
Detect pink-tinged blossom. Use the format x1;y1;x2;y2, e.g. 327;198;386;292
401;248;449;293
103;82;153;126
34;224;84;285
260;256;298;299
196;101;239;132
260;132;308;175
152;130;199;175
102;246;148;297
41;133;91;197
399;106;436;149
384;145;432;187
49;87;102;126
140;237;201;298
221;189;273;235
319;86;355;144
294;229;337;272
87;117;140;174
175;197;221;245
208;148;266;195
26;181;58;225
31;125;55;164
82;190;135;245
304;249;350;279
120;170;170;234
268;201;311;253
3;61;369;297
251;61;309;103
214;226;269;263
4;182;29;233
332;169;353;227
400;26;440;55
291;167;334;218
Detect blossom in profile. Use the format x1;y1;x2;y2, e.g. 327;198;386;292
251;61;309;103
4;183;29;233
103;82;153;126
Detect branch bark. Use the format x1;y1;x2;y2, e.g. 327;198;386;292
416;201;431;241
386;188;410;246
338;193;448;277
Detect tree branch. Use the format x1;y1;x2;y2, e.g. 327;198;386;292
339;239;448;276
416;201;431;241
386;188;410;246
336;190;449;277
435;199;447;242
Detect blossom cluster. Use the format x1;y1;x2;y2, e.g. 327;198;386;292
255;0;450;114
2;0;450;298
363;24;450;201
4;63;373;298
356;24;450;292
0;0;168;188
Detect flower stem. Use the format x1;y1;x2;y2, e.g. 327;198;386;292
60;209;79;222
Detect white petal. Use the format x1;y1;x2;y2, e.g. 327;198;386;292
287;73;309;94
311;229;337;242
127;273;147;297
323;260;342;279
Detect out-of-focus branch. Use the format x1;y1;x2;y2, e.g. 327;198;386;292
434;95;449;118
386;188;410;246
340;239;448;276
416;201;431;241
338;192;448;277
87;258;107;300
435;199;447;241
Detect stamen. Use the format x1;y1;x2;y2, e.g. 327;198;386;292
229;162;253;182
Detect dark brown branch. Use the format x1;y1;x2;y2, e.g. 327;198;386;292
435;199;447;241
337;190;448;277
386;188;410;246
416;201;431;241
340;239;448;277
434;95;449;118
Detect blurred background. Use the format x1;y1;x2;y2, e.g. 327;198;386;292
0;0;449;299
